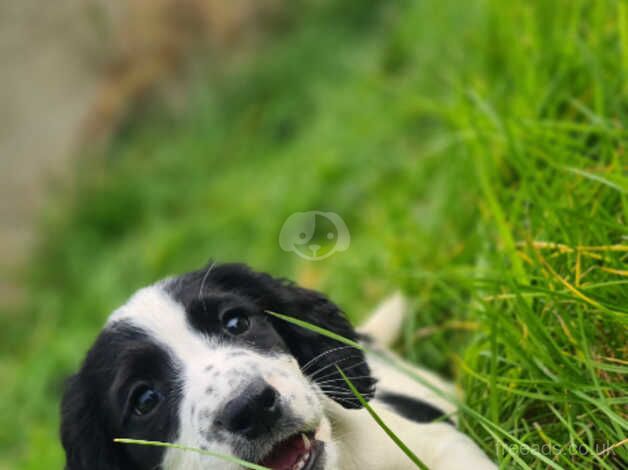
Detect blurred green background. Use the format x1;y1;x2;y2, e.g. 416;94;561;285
1;0;627;468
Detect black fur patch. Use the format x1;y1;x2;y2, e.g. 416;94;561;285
378;391;452;425
60;323;182;470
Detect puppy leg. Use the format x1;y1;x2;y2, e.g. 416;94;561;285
355;295;496;468
358;292;407;347
359;293;458;418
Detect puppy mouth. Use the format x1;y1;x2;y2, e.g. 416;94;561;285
259;431;322;470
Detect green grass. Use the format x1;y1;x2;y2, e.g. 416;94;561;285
1;0;627;468
113;439;271;470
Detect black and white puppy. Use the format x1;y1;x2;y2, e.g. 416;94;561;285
61;263;496;470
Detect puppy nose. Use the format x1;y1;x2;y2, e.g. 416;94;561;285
309;244;321;253
216;381;280;439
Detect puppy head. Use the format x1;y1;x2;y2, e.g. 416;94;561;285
61;263;374;470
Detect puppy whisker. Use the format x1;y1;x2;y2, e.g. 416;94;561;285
318;387;372;396
198;261;216;315
300;345;358;373
315;375;374;386
307;355;366;381
308;358;368;382
311;389;367;406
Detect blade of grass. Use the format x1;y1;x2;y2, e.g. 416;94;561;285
563;166;627;195
336;366;430;470
265;310;364;350
113;438;270;470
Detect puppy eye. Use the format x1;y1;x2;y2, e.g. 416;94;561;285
222;308;250;335
131;385;162;416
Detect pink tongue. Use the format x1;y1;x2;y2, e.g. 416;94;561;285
260;434;307;470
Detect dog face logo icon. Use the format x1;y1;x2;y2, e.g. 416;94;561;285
279;211;350;260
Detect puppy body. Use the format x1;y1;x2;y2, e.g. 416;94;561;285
329;294;495;469
61;263;495;470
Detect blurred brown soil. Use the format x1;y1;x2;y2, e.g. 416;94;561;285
0;0;282;308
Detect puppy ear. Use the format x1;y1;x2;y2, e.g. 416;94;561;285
60;374;122;470
265;279;376;409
